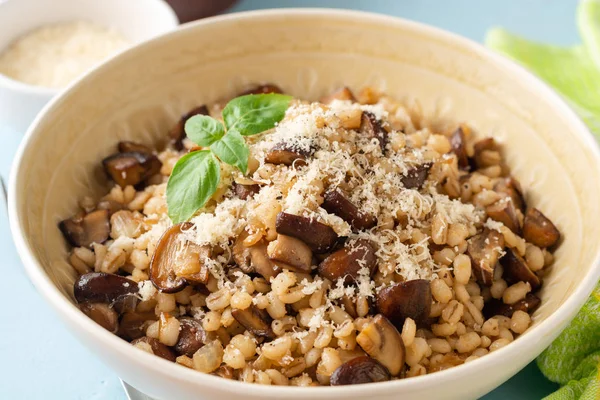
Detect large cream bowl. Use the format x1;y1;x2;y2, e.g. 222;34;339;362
9;9;600;400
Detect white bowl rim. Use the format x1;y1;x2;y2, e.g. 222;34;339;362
8;8;600;397
0;0;178;95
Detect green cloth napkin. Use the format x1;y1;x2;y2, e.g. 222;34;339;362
485;1;600;399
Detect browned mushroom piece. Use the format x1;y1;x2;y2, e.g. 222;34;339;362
232;232;254;273
131;336;177;362
275;212;339;254
376;279;432;329
330;356;391;386
249;241;282;280
102;151;162;188
360;111;388;152
231;305;275;340
117;311;157;341
59;209;110;248
522;208;560;248
96;199;124;216
494;177;526;211
74;272;138;307
483;293;541;319
486;199;521;234
500;247;541;289
150;222;209;293
118;141;152;154
318;239;377;284
264;142;312;166
356;314;405;376
174;317;215;357
450;127;469;169
239;84;284;96
169;105;209;150
267;234;313;272
472;138;498;169
401;163;432;189
320;86;357;104
79;303;119;333
322;188;377;231
233;182;260;200
341;295;358;318
467;229;505;285
213;365;235;379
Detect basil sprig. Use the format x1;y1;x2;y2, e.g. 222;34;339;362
166;93;292;223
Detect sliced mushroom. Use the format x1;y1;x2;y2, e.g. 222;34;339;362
169;105;209;150
213;365;235;379
483;293;541;319
267;234;313;272
233;182;260;200
118;311;157;341
102;151;162;188
486;199;521;234
74;272;138;307
150;222;209;293
330;356;391;386
356;314;405;376
174;317;215;357
131;336;177;362
239;84;283;95
494;177;526;211
231;305;275;340
467;229;505;285
318;239;377;284
472;138;498;169
522;208;560;248
249;241;282;280
401;163;432;189
500;248;541;289
59;209;110;248
232;233;253;273
450;127;469;169
360;111;388;152
96;199;124;216
322;188;377;231
79;303;119;333
118;141;152;154
264;142;312;166
341;295;358;318
376;279;432;329
275;212;338;253
320;87;357;104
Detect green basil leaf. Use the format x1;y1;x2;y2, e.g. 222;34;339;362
223;93;292;136
185;115;225;147
166;150;220;223
210;130;249;174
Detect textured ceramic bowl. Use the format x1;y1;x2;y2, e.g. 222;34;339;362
9;9;600;400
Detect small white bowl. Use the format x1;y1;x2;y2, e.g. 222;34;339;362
9;9;600;400
0;0;178;132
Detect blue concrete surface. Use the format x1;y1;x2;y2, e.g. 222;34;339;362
1;0;576;398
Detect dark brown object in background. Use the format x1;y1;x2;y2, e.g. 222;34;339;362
165;0;239;23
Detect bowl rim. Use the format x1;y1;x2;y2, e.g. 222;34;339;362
8;7;600;397
0;0;178;95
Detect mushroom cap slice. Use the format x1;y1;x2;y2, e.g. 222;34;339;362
486;199;521;234
322;188;377;231
376;279;432;329
450;127;469;169
330;356;391;386
401;163;432;189
169;105;209;150
275;212;338;254
131;336;177;362
494;177;526;211
264;142;312;166
79;302;119;333
522;208;560;248
267;234;313;272
356;314;405;376
360;111;388;152
467;229;505;285
102;151;162;188
150;222;209;293
118;311;157;341
483;293;541;319
174;317;215;357
74;272;138;306
318;239;377;284
59;209;110;248
233;182;260;200
500;247;541;289
231;305;275;340
118;141;152;154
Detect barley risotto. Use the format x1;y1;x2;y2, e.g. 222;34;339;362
61;85;560;386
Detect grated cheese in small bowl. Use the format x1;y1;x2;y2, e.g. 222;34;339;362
0;21;129;89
